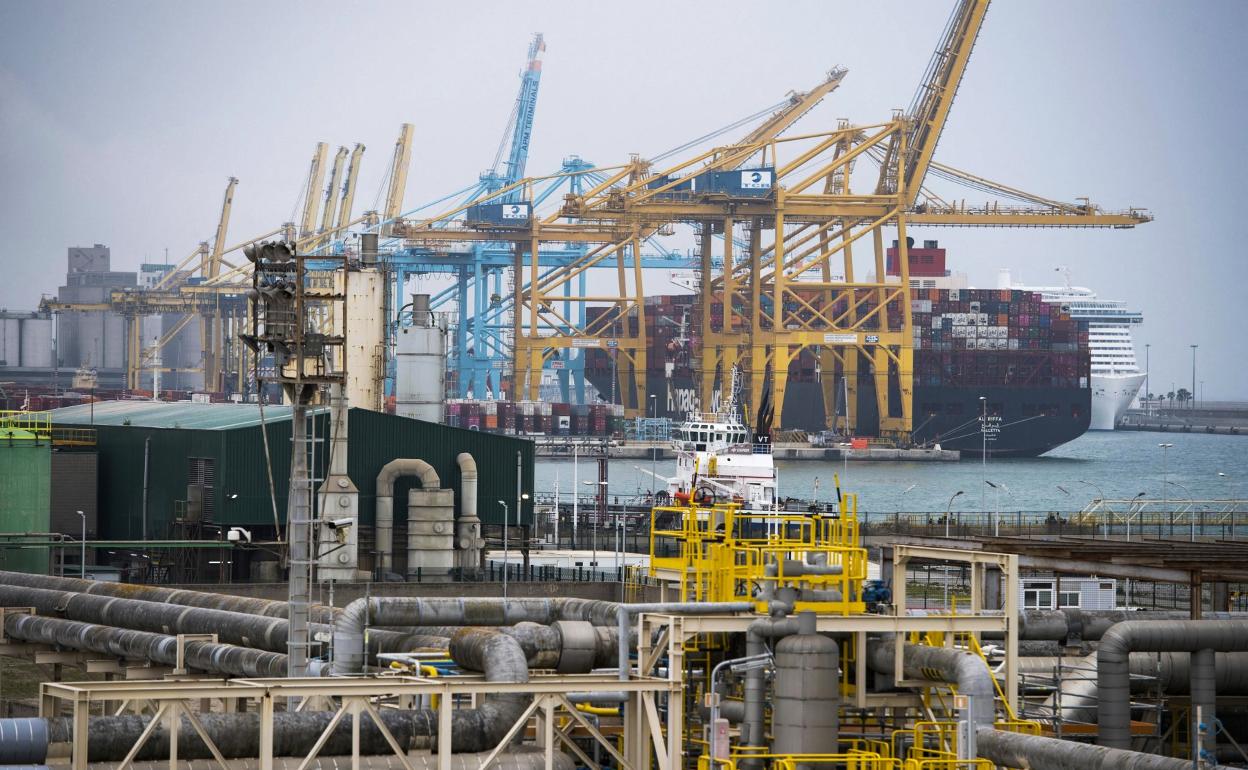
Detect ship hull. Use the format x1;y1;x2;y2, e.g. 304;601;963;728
607;370;1089;458
1090;372;1146;431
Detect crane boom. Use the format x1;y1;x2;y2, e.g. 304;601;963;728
898;0;990;201
300;142;329;237
319;146;348;238
503;33;546;192
721;67;847;168
383;124;415;233
337;143;366;230
207;177;237;279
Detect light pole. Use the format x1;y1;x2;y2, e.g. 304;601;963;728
1127;491;1146;542
583;480;608;577
572;444;579;549
649;394;658;498
985;480;1009;537
76;510;86;578
1190;344;1198;410
1165;480;1195;541
1144;344;1150;415
497;500;509;600
979;396;988;514
1159;443;1174;519
945;490;964;538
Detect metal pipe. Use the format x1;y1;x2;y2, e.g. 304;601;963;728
976;726;1193;770
27;628;531;761
742;610;800;750
330;596;622;676
3;613;285;678
865;637;995;724
455;453;482;575
375;458;440;575
141;436;150;542
615;602;754;681
0;582;427;666
1098;619;1248;748
0;570;337;623
1190;648;1216;760
86;748;578;770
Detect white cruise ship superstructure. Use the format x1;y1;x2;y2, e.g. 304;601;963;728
998;269;1145;430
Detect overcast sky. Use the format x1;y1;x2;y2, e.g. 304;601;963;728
2;1;1245;398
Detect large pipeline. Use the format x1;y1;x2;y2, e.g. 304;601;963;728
1098;618;1248;749
375;458;441;575
0;570;336;623
3;613;286;678
0;582;447;667
87;748;577;770
975;727;1192;770
23;628;530;762
863;638;1195;770
330;596;621;675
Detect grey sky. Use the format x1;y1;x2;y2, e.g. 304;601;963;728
2;1;1245;398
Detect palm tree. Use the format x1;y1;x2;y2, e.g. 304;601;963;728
1176;388;1192;406
1166;391;1175;409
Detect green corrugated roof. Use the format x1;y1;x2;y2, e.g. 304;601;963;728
47;401;326;430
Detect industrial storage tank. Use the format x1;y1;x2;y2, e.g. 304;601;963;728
396;294;448;423
19;316;54;368
771;612;840;756
0;315;20;366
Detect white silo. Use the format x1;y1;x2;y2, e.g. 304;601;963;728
395;294;447;423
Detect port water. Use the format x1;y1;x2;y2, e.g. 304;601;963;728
534;430;1244;515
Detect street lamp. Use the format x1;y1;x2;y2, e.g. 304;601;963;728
649;394;658;498
984;480;1010;537
1126;491;1146;542
583;480;609;576
945;491;964;538
76;510;86;578
497;500;509;600
1158;443;1174;516
979;396;988;514
1190;344;1198;410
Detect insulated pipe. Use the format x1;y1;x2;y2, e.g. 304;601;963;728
3;613;286;678
330;597;622;675
1191;648;1216;760
0;584;292;653
1098;619;1248;749
975;726;1193;770
27;629;530;761
0;570;337;623
865;637;995;725
615;602;755;681
743;610;801;749
375;459;441;575
1052;651;1248;725
86;748;578;770
455;453;482;574
0;582;429;668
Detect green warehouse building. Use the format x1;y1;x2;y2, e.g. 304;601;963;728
30;401;533;581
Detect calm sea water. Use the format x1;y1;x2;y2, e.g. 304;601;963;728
533;431;1245;514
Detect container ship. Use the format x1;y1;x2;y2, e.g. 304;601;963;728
584;240;1092;457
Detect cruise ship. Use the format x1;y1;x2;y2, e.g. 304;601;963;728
998;269;1145;430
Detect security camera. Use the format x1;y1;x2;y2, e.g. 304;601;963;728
325;518;354;530
227;527;252;543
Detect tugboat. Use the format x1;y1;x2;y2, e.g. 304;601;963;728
664;369;778;512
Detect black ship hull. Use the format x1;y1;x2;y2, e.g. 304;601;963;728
588;369;1089;459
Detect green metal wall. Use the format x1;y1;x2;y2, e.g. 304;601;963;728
0;443;51;573
88;410;533;539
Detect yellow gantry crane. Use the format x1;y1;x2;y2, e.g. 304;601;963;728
394;0;1149;436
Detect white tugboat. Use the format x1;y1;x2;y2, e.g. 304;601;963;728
664;369;779;511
